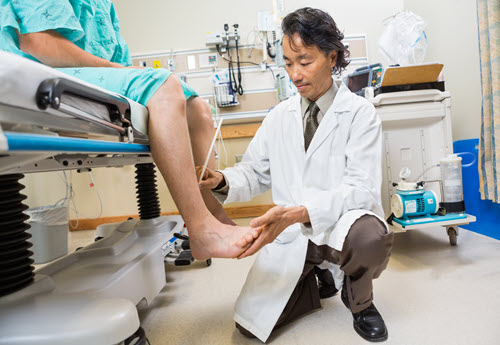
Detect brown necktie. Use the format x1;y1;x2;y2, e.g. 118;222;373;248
304;102;320;151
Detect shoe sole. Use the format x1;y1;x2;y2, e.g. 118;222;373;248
353;324;388;342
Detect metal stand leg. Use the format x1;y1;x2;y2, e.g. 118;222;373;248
135;163;161;219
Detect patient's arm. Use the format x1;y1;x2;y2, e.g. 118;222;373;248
17;30;123;68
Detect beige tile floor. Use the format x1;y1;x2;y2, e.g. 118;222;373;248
66;222;500;345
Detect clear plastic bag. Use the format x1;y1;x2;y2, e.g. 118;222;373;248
378;10;428;66
26;205;69;226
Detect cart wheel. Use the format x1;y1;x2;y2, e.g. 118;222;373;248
206;258;212;267
447;227;458;246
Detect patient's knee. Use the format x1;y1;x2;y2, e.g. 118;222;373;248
187;97;213;130
147;74;185;112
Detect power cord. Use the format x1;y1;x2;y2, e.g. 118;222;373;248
216;50;260;67
233;35;243;95
226;24;244;95
54;170;104;229
266;65;276;80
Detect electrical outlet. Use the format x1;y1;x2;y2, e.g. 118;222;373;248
199;53;218;68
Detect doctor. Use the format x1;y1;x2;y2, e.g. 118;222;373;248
199;7;394;343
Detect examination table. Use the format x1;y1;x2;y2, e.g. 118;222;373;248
0;51;193;345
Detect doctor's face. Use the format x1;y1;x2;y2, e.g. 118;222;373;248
283;34;337;102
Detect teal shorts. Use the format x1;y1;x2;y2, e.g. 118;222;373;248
57;67;198;106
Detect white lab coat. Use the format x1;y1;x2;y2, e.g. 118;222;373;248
215;81;387;342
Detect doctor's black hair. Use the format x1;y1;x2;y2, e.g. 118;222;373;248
281;7;350;75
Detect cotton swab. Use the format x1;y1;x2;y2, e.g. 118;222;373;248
198;117;224;183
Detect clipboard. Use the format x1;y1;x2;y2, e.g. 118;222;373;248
381;63;443;87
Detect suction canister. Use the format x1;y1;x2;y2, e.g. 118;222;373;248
440;154;465;213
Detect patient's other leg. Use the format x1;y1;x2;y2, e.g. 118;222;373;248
146;75;257;260
185;97;236;225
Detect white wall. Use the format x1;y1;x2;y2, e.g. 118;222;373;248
404;0;482;141
113;0;403;62
113;0;275;52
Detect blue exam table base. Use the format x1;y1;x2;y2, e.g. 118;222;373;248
0;162;194;345
0;132;187;345
0;135;197;344
0;52;196;344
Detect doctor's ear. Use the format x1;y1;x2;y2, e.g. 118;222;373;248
328;51;338;69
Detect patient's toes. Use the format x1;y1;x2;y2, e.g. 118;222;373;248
236;237;248;248
245;233;255;243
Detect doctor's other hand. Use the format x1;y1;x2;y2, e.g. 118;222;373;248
196;166;224;190
237;206;292;259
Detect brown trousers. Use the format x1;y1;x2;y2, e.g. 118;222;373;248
237;214;394;338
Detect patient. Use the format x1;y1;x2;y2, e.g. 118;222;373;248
0;0;260;259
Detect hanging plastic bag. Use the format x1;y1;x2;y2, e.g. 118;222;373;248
26;205;69;225
378;10;428;66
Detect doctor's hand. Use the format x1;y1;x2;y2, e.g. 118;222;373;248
237;206;292;259
196;166;224;190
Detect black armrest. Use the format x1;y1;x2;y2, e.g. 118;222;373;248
36;78;131;126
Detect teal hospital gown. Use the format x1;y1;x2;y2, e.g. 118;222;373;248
0;0;197;106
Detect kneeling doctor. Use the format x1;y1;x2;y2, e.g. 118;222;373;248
198;7;394;343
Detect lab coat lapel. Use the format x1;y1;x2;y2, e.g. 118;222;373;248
305;82;351;158
287;95;307;166
288;94;303;130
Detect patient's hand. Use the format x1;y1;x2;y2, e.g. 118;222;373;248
196;166;224;190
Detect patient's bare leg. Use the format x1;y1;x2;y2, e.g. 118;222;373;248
147;75;257;259
185;97;236;225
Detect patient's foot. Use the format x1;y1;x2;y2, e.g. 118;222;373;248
188;220;261;260
216;213;237;226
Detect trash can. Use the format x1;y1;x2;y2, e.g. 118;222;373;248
26;205;69;264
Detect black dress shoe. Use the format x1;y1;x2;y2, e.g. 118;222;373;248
341;280;388;342
314;266;339;299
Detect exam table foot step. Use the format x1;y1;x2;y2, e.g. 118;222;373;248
172;234;212;266
174;250;195;266
166;246;212;267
